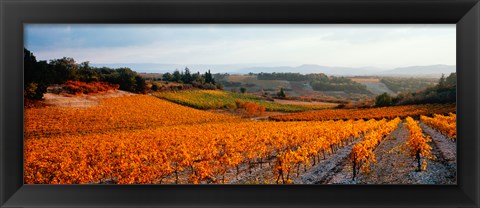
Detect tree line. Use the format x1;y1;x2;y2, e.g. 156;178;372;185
256;72;370;94
24;49;148;100
380;77;437;93
147;68;220;92
375;73;456;107
161;68;215;85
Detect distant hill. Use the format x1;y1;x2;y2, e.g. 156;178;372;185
91;63;257;74
237;64;382;76
91;63;455;77
376;65;456;77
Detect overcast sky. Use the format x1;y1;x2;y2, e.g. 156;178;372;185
24;24;455;69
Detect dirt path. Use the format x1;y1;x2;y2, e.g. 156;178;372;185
231;136;362;184
355;122;418;184
418;123;457;184
420;122;457;162
292;137;361;184
323;122;410;184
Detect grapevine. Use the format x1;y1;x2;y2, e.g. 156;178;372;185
349;117;402;180
405;117;436;171
420;113;456;141
270;104;455;121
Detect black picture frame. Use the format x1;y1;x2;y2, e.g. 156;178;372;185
1;0;479;207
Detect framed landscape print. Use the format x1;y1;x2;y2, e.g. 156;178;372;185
22;24;457;185
1;0;479;208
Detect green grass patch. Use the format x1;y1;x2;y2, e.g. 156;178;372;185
153;90;330;112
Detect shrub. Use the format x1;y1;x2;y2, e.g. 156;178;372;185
240;87;247;93
63;80;119;95
151;84;159;91
277;88;286;98
375;93;393;107
235;100;266;117
24;82;47;100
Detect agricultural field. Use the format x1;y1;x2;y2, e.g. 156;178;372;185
25;91;457;184
270;104;455;121
380;77;438;93
272;99;338;107
226;75;291;91
226;75;256;82
350;77;396;95
25;95;240;139
154;90;334;112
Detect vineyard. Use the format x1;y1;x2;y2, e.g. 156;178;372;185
24;93;457;184
25;119;388;184
24;95;240;139
421;113;456;140
154;90;332;112
270;104;455;121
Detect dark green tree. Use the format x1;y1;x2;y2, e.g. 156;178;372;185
162;72;174;82
113;68;137;91
151;84;159;91
375;93;393;107
277;88;286;98
182;67;193;84
437;74;446;89
192;72;202;83
135;75;147;93
78;61;99;82
240;87;247;94
172;70;182;83
205;70;215;84
445;72;456;87
24;49;51;100
49;57;79;83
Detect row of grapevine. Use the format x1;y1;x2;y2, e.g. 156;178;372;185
349;117;402;180
420;113;456;140
270;104;455;121
272;119;385;184
405;117;436;171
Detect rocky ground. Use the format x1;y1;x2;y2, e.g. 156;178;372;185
294;138;361;184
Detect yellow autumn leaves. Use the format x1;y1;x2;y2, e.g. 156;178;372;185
421;113;456;140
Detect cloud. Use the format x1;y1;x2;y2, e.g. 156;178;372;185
25;24;455;69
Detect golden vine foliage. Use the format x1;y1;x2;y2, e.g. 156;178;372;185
349;117;402;178
420;113;456;140
25;94;446;184
270;104;455;121
24;95;240;139
25;115;387;184
405;117;435;171
272;119;390;184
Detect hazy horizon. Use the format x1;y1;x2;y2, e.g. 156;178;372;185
85;63;455;77
25;24;455;74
